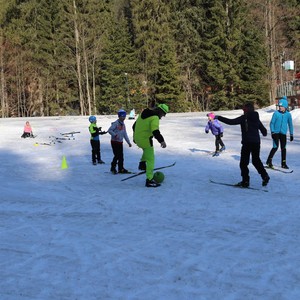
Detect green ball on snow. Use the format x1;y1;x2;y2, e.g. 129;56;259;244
153;171;165;183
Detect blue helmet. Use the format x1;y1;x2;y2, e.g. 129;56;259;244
89;115;97;123
118;109;127;117
278;97;288;109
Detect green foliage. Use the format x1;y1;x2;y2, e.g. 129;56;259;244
0;0;298;117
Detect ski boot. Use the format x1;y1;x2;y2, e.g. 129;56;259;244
281;161;289;169
145;178;161;188
236;180;249;188
262;175;270;187
266;159;273;168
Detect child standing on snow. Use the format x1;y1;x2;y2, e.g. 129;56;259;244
108;109;132;174
205;113;225;156
266;96;294;169
88;115;106;165
21;121;34;138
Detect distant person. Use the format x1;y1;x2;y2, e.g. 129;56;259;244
108;109;132;174
205;112;225;156
128;109;136;120
215;103;270;187
88;115;106;165
21;121;34;138
266;96;294;169
133;104;169;187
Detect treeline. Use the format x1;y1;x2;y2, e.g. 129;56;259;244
0;0;299;117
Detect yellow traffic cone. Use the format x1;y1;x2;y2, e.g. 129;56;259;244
61;155;68;169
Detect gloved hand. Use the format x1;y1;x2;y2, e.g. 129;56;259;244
160;141;167;148
290;134;294;142
271;133;277;139
99;131;107;135
219;132;223;138
205;130;209;134
214;115;219;120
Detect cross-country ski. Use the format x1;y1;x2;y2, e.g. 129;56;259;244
210;179;268;192
121;162;176;181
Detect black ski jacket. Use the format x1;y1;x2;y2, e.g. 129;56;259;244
218;111;267;144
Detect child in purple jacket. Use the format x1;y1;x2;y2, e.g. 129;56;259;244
205;113;225;155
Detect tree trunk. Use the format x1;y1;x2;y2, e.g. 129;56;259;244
73;0;84;116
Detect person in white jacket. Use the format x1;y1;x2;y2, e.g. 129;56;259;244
108;109;132;174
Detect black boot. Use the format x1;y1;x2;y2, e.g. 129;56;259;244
110;163;117;174
266;157;273;168
145;178;160;187
138;161;146;170
262;175;270;186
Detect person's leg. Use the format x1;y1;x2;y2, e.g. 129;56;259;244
215;135;220;151
251;143;270;185
266;133;279;166
90;140;97;164
111;142;118;172
279;134;288;168
116;144;124;171
240;145;250;185
143;147;155;180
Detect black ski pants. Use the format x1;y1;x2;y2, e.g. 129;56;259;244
111;141;124;171
240;142;268;182
90;139;101;163
215;134;225;151
267;133;287;163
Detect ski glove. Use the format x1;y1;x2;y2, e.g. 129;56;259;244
160;141;167;148
205;130;209;134
214;115;219;120
271;133;277;139
290;135;294;142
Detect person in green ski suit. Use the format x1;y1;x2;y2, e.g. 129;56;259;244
132;104;169;187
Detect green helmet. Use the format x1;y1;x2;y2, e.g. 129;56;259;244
157;104;169;114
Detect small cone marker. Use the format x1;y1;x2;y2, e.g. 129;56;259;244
61;155;68;169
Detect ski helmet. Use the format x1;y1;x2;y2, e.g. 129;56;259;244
89;115;97;123
157;104;169;115
153;171;165;183
118;109;127;117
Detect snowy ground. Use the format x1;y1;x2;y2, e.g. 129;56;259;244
1;106;299;300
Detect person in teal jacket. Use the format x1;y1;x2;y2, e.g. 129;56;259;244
266;96;294;169
132;104;169;187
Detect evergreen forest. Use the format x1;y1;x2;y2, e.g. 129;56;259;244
0;0;299;117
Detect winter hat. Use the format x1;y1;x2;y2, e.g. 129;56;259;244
157;104;169;115
207;113;215;120
118;109;127;117
278;97;288;109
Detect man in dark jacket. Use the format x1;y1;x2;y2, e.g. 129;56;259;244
215;103;270;187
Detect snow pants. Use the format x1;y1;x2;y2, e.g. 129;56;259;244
141;146;155;180
267;133;287;164
240;142;268;182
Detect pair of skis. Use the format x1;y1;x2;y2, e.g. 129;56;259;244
121;162;176;181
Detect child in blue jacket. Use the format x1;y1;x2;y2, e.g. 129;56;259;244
266;96;294;169
205;113;225;156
